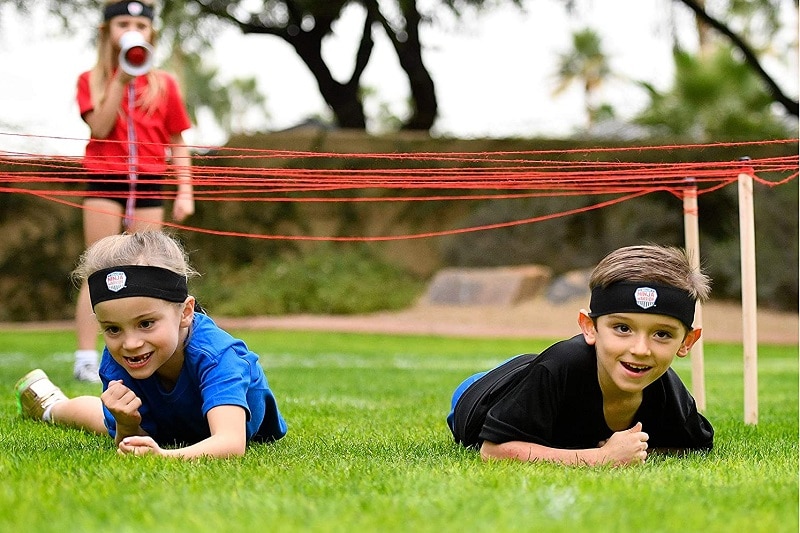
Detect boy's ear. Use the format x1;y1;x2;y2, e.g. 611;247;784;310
578;310;597;345
676;328;702;358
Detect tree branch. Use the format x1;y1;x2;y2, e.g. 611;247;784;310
677;0;798;116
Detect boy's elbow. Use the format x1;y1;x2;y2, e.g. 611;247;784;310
480;440;509;461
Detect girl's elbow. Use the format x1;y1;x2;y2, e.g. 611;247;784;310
222;436;247;458
89;127;112;140
229;441;247;457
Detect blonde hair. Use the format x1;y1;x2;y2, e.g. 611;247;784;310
73;231;197;285
589;244;711;302
90;0;163;114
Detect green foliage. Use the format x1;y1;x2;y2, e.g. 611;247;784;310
441;193;684;271
0;330;796;532
634;46;795;141
0;179;84;321
192;244;425;316
553;27;613;126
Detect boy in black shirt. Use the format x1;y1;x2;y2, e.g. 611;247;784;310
447;245;714;466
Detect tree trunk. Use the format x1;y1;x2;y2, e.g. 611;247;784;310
287;27;367;128
372;1;438;131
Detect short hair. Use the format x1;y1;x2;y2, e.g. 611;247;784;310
589;244;711;303
73;231;197;285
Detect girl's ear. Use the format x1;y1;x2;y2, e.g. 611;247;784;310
179;296;195;327
578;310;597;345
676;328;702;358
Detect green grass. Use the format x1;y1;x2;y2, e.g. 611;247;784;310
0;329;796;533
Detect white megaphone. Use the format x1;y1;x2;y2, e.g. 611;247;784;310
119;31;154;76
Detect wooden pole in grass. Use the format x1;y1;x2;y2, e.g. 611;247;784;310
738;158;758;425
683;179;705;412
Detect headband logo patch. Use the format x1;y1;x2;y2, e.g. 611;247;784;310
128;2;144;16
106;271;127;293
634;287;657;309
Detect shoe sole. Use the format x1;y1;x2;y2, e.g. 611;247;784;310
14;368;47;415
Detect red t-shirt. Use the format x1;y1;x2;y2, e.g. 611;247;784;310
76;70;192;175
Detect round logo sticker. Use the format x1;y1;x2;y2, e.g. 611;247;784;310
634;287;657;309
106;271;127;293
127;2;144;16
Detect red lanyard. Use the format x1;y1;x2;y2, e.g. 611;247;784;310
124;82;138;229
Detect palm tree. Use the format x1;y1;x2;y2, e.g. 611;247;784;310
552;28;613;128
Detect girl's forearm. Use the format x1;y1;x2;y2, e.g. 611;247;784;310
114;423;146;446
163;434;247;460
86;75;129;139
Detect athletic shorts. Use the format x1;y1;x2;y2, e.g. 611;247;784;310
84;174;164;208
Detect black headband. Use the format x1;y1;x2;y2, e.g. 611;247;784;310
588;281;696;329
104;1;155;21
88;265;188;308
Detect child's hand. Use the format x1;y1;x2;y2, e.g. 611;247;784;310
114;69;135;86
118;435;163;456
172;192;195;222
598;422;649;466
101;380;143;430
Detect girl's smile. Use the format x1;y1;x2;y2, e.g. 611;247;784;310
122;351;153;369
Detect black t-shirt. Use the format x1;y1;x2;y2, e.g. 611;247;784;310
453;335;714;451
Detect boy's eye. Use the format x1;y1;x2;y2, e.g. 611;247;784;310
104;326;120;335
140;320;154;329
614;324;631;333
654;330;674;339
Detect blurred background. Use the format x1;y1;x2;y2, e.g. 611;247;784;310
0;0;797;321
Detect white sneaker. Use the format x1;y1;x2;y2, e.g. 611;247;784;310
73;362;101;383
16;369;68;420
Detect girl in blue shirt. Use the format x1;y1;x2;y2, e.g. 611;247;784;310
16;231;287;459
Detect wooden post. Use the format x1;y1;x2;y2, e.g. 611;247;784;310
738;161;758;425
683;180;705;412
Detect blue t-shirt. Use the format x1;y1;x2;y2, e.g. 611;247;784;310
99;312;287;446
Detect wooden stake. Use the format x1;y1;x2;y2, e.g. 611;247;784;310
683;180;705;412
738;165;758;425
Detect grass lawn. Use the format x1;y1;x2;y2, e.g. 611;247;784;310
0;329;796;533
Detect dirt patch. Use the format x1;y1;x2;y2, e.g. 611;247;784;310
2;298;796;345
213;297;798;345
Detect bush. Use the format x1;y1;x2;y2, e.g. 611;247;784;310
192;244;425;316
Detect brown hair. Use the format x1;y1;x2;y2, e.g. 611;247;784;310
589;244;711;302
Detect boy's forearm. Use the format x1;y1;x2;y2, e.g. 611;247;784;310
480;440;603;466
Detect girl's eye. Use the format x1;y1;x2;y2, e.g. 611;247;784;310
140;320;154;329
104;326;120;335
